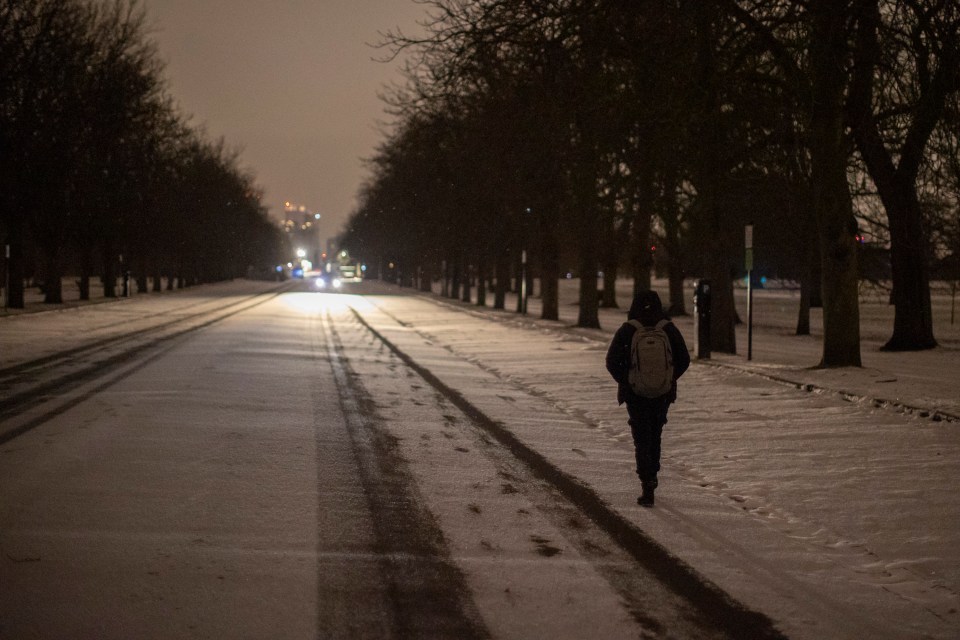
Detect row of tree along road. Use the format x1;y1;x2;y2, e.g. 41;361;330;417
0;0;286;309
341;0;960;366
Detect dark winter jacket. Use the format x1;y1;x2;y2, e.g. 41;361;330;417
605;291;690;405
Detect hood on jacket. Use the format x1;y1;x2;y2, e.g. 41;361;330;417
628;290;666;326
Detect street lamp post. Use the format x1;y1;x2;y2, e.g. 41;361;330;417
313;213;321;266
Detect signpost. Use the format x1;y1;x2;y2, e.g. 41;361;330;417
745;224;754;361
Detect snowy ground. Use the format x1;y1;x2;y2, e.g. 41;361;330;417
453;276;960;418
351;276;960;639
2;277;958;638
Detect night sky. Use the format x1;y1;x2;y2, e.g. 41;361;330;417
143;0;427;239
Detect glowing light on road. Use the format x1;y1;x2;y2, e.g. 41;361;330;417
282;293;351;314
279;291;376;316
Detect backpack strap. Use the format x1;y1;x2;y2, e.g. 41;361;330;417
628;319;668;331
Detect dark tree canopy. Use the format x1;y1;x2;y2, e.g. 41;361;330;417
345;0;960;364
0;0;284;308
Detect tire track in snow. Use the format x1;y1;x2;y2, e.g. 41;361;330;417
318;310;490;640
0;288;289;445
348;304;786;640
359;292;960;638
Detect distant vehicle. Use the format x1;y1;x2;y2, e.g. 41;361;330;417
313;273;342;290
337;264;362;283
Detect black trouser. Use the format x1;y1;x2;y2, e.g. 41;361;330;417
626;399;669;484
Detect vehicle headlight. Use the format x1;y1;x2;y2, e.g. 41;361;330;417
314;277;326;288
333;278;342;288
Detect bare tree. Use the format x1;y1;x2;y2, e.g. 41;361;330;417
847;0;960;350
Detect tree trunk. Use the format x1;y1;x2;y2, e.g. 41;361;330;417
810;2;861;366
796;244;813;336
880;188;936;349
136;257;148;294
816;216;861;366
795;224;818;334
848;0;938;351
797;280;812;337
573;153;601;328
6;233;25;309
630;161;656;300
510;248;522;296
43;251;63;304
102;246;117;298
450;258;461;300
576;210;600;329
75;244;91;301
539;214;560;321
694;1;735;353
494;251;508;310
476;257;487;306
633;258;653;298
707;259;737;351
601;217;623;308
576;188;600;329
668;260;686;317
515;253;525;314
602;258;618;308
78;275;90;301
662;172;686;316
461;260;472;303
577;269;600;328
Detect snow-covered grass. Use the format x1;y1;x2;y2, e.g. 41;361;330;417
410;276;960;419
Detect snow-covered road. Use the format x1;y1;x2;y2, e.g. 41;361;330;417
1;278;957;639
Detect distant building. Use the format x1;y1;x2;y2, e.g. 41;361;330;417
283;201;323;268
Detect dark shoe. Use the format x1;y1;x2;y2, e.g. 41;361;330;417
638;482;656;507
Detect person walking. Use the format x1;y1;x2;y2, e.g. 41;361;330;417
605;290;690;507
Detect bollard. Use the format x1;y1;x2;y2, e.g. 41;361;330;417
693;279;712;359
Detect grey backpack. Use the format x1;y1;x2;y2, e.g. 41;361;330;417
627;319;674;398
